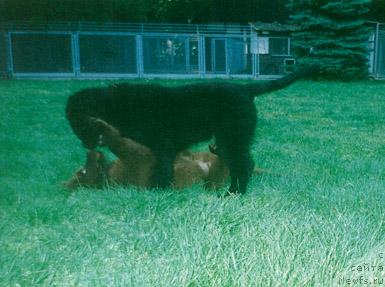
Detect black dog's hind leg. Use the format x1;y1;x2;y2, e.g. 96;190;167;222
151;143;178;188
216;123;255;195
225;149;254;195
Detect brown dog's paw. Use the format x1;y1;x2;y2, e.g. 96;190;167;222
209;144;218;155
88;117;109;132
87;117;121;146
86;117;108;146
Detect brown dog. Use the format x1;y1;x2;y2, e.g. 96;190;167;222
65;118;229;190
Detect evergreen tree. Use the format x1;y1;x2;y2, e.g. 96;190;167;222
288;0;372;80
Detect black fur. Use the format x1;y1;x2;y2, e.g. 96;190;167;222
66;66;317;194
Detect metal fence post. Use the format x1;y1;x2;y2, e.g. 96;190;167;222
198;35;205;78
185;37;190;74
287;37;291;56
5;32;13;78
136;35;143;77
374;22;380;79
225;38;230;77
71;32;80;77
251;34;259;78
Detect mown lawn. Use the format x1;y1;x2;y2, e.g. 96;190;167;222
1;79;385;286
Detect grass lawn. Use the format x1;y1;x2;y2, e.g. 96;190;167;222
1;79;385;286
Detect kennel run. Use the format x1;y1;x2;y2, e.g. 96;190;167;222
1;21;383;79
0;22;296;79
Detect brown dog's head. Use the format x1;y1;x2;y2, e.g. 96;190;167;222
64;151;109;190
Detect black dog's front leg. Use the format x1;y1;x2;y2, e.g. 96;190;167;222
151;150;177;189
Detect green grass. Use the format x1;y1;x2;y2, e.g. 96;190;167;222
1;79;385;286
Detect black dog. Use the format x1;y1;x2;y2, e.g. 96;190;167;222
66;66;317;194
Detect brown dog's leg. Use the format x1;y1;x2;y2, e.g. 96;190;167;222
88;117;153;163
63;151;109;190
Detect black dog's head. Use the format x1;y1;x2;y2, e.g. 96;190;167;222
66;88;108;149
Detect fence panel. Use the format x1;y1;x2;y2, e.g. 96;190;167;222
143;36;198;74
204;37;254;76
228;38;252;75
11;33;73;74
259;37;291;75
79;34;137;74
204;37;228;74
189;39;199;73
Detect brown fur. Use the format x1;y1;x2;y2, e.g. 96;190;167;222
64;118;229;190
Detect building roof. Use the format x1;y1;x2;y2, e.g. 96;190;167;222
250;22;297;32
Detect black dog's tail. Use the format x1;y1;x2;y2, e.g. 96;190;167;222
244;64;319;97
